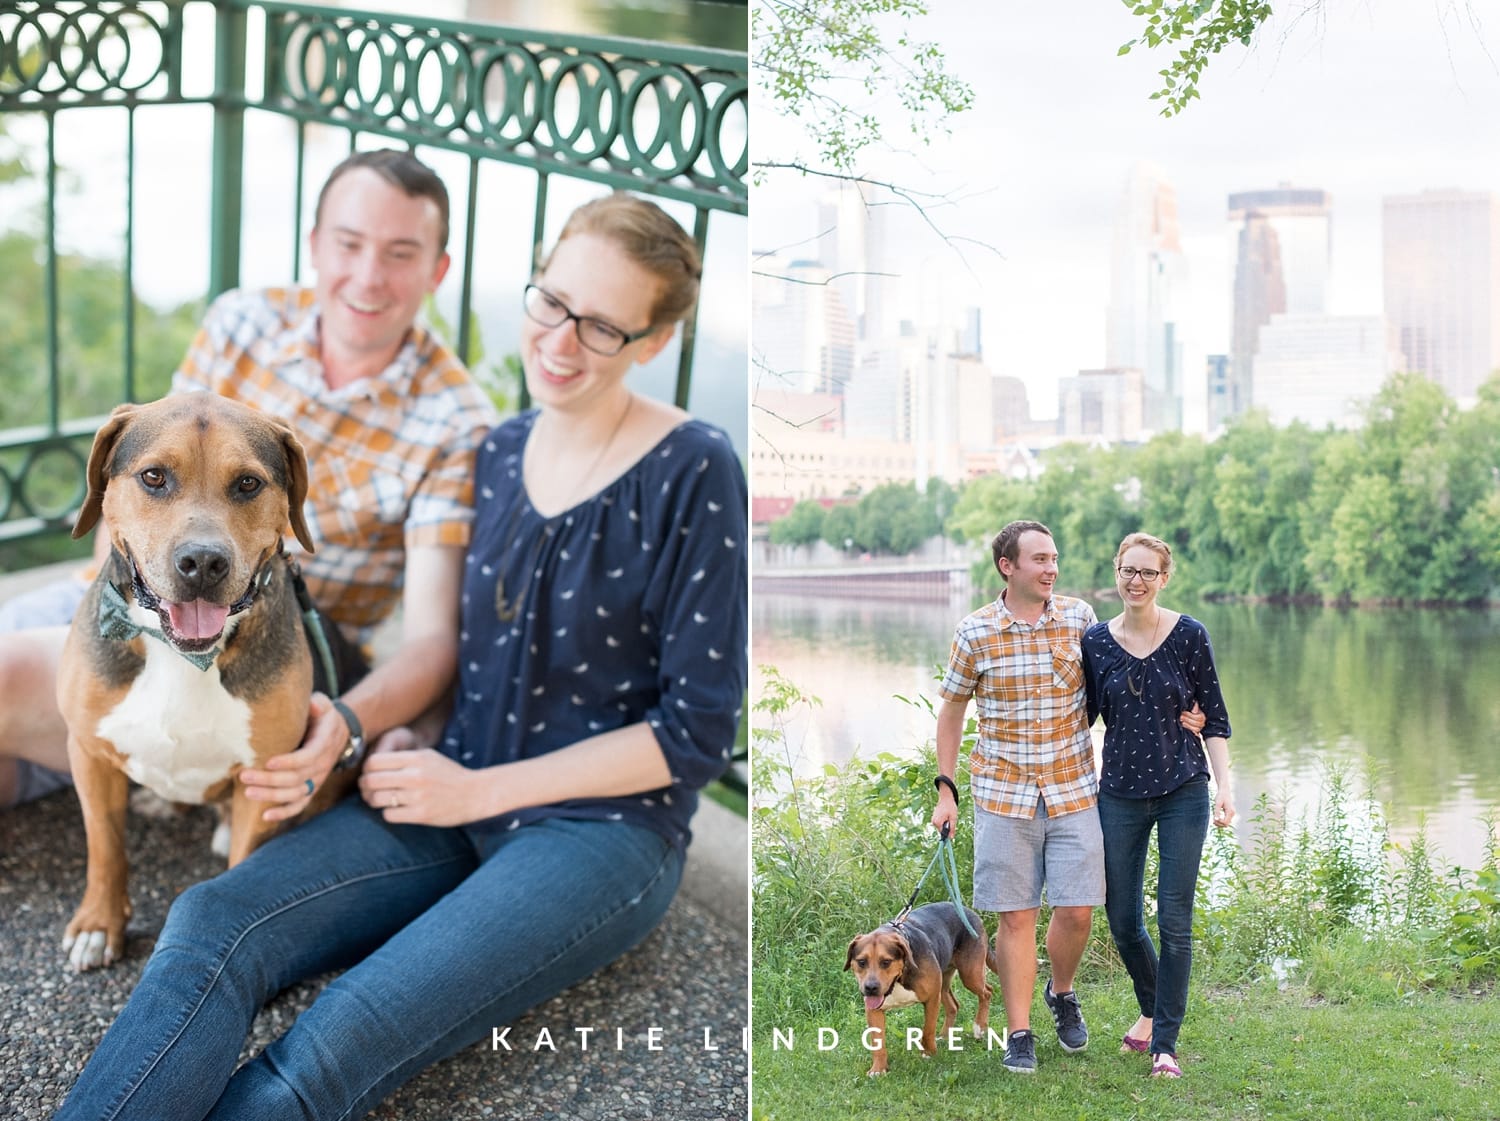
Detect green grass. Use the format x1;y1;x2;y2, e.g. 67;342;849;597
752;973;1500;1120
750;672;1500;1120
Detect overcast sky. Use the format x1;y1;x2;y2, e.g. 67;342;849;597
752;1;1500;431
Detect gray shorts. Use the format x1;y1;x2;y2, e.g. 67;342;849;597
0;576;85;808
973;798;1105;912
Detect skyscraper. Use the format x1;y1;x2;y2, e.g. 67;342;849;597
1382;189;1500;402
1253;314;1404;429
808;180;901;348
1226;186;1332;417
1204;354;1232;430
1106;162;1187;432
815;183;868;340
1058;367;1146;442
750;253;857;396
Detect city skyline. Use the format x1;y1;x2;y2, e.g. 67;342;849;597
754;3;1500;433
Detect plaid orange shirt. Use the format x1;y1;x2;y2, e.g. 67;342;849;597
172;287;498;643
938;592;1099;819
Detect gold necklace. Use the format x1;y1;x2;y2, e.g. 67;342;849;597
1125;609;1164;699
494;395;635;623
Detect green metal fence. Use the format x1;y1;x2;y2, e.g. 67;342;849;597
0;0;747;546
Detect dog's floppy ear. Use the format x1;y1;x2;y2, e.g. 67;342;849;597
73;404;140;539
890;932;915;985
267;413;315;554
844;936;863;972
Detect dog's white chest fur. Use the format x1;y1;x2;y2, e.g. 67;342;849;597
95;628;253;804
882;983;919;1011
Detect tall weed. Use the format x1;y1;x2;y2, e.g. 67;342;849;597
753;680;1500;1005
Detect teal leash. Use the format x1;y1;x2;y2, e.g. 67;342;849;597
891;823;979;939
287;558;342;699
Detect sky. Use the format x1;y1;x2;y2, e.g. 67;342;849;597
752;0;1500;432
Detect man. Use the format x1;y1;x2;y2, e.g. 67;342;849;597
0;148;497;814
930;519;1100;1075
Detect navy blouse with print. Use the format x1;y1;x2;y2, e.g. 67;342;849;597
438;411;748;851
1082;614;1232;799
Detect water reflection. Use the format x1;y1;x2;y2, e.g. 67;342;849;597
753;590;1500;868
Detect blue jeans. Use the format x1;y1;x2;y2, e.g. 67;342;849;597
1098;776;1209;1057
57;798;682;1120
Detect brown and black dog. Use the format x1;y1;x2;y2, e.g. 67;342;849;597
844;902;998;1076
57;394;347;971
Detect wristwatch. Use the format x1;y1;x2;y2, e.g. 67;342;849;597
330;698;366;771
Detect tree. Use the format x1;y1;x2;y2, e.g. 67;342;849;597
0;231;199;430
1117;0;1273;116
0;117;202;570
853;481;938;555
1300;372;1500;602
1119;1;1491;117
821;503;859;552
753;0;974;176
768;499;827;547
1209;413;1320;598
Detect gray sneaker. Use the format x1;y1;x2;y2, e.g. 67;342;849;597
1043;979;1089;1052
1003;1028;1037;1073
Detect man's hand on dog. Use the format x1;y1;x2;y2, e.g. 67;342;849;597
240;692;347;821
358;731;487;827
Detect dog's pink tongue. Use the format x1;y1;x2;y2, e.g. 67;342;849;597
165;599;230;640
864;995;884;1012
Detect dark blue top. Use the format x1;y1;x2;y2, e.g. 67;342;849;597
438;411;748;851
1083;614;1231;798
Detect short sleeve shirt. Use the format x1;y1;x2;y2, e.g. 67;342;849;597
938;592;1099;819
172;287;498;642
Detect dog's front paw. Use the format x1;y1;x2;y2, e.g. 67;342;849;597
866;1067;887;1078
63;903;127;971
63;926;119;971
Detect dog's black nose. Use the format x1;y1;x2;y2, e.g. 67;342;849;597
173;542;232;595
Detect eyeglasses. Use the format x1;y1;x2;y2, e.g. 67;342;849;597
522;285;654;357
1117;566;1163;583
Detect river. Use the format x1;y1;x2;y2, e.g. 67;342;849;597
753;585;1500;871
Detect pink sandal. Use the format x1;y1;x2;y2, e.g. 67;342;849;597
1151;1052;1182;1079
1121;1034;1150;1054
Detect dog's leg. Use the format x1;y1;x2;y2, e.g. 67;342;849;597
956;942;994;1038
920;992;942;1058
939;969;960;1041
225;783;285;866
63;738;133;970
866;1007;888;1076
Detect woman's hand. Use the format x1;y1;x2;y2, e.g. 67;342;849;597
359;732;496;827
1180;702;1206;736
1212;789;1236;828
239;692;348;822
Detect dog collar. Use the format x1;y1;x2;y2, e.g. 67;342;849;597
98;579;219;672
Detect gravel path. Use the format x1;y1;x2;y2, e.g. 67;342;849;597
0;791;747;1120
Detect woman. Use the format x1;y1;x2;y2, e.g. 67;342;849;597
1082;532;1233;1080
56;193;747;1119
